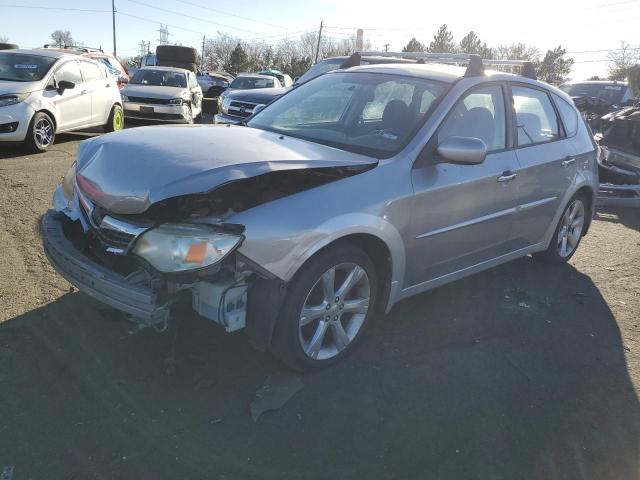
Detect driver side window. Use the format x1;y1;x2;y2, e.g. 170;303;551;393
438;85;506;152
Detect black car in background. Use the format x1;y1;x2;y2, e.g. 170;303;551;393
559;80;637;131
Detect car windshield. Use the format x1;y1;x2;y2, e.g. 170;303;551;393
230;76;274;89
0;53;57;82
248;71;447;158
561;83;626;105
130;69;186;87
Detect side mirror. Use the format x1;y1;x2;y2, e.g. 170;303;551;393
57;80;75;93
252;104;266;115
437;136;487;165
293;76;299;84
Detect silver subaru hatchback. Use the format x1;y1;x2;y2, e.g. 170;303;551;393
43;54;598;370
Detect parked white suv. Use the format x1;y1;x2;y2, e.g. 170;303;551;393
0;49;124;152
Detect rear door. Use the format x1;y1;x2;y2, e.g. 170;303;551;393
80;60;114;125
43;60;91;130
508;84;577;249
407;83;521;286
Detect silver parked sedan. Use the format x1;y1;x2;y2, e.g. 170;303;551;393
121;66;203;123
43;55;598;370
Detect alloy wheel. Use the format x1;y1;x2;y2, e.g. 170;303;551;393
34;117;53;148
298;262;371;360
557;199;585;258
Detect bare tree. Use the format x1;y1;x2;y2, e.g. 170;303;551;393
0;35;8;43
607;41;640;81
50;30;74;47
495;43;540;61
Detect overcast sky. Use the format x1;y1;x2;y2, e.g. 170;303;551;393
2;0;639;79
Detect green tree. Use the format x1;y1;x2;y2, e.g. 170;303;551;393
428;24;455;53
535;45;574;84
402;37;425;53
459;31;492;58
226;43;249;75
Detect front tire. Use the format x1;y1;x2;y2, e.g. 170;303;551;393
104;104;124;133
25;111;55;153
534;192;588;263
271;244;378;371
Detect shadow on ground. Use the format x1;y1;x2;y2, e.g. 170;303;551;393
596;205;640;232
1;257;638;479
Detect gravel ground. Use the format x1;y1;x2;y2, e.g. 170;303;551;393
0;132;639;480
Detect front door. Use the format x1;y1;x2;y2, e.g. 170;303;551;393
43;60;91;130
407;84;520;287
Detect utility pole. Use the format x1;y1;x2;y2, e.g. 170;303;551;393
314;20;323;63
111;0;117;56
384;43;390;52
201;35;205;72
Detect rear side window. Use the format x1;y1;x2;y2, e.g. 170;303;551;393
54;60;83;85
553;94;578;137
512;86;560;146
80;61;104;82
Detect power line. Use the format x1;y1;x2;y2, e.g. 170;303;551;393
122;0;266;35
117;10;207;36
175;0;290;30
0;3;110;12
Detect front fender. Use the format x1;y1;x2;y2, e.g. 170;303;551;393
236;211;406;312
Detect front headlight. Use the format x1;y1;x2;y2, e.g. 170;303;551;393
133;223;243;273
0;93;30;107
221;96;232;114
61;162;77;201
169;98;184;105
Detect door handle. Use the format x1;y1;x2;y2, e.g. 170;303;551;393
497;171;518;182
81;89;88;95
561;157;575;167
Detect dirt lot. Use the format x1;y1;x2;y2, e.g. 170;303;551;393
1;133;639;480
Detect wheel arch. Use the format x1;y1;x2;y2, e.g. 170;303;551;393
33;108;58;131
575;185;595;235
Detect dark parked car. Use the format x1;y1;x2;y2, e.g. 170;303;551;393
215;53;416;124
559;80;637;131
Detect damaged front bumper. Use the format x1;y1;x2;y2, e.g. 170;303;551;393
42;210;170;322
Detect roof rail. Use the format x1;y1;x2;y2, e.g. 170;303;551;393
353;51;537;80
42;44;104;53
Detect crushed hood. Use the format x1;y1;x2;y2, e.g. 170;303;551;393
75;124;377;214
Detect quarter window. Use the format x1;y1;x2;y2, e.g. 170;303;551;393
438;85;506;151
512;86;560;146
54;61;83;85
553;94;578;137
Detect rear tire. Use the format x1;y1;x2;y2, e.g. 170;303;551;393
103;104;124;133
534;192;588;264
25;111;55;153
270;244;378;371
